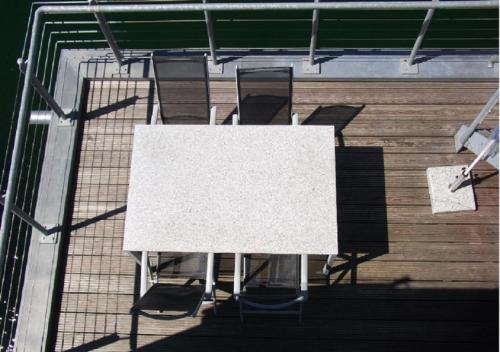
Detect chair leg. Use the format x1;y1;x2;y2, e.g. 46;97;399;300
192;295;205;317
298;302;303;324
212;285;218;316
239;301;244;323
322;254;337;275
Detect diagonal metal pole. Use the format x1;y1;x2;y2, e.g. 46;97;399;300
456;88;499;150
0;195;50;237
308;0;320;66
17;58;66;119
203;0;218;65
89;0;124;66
408;0;438;66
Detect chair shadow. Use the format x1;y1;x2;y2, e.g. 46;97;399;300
301;105;364;146
222;94;289;125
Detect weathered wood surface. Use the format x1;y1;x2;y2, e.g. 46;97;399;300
54;79;498;352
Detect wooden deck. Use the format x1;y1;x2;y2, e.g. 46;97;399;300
53;79;498;351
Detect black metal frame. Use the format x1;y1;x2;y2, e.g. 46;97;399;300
236;66;293;125
151;54;211;124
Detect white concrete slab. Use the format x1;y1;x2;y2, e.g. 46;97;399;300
124;125;338;255
427;165;476;214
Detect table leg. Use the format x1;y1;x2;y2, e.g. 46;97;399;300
300;254;308;295
205;252;215;298
234;253;242;299
140;251;148;297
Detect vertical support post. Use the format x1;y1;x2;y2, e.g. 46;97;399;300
17;59;66;119
89;0;124;66
300;254;308;294
203;0;218;66
140;251;148;296
456;88;499;150
205;253;215;297
234;253;242;298
408;0;438;66
308;0;320;66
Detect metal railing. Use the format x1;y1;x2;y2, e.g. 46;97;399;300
1;0;499;297
0;0;497;349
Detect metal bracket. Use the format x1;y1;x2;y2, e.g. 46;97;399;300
400;58;419;75
111;61;130;76
302;58;320;75
488;55;498;68
39;231;58;244
58;109;78;126
208;59;223;74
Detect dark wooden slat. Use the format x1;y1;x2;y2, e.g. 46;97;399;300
54;79;499;352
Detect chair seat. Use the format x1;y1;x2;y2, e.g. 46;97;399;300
131;283;204;313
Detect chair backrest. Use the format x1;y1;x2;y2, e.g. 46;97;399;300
244;254;300;290
158;252;207;281
152;55;210;124
236;67;293;125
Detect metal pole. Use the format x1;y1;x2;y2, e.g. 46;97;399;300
408;0;438;66
203;0;218;65
17;58;66;119
205;253;215;297
457;88;499;149
39;1;499;14
89;0;124;66
233;253;241;298
308;0;320;66
300;254;308;293
140;251;148;296
0;10;43;276
0;195;50;237
449;127;499;192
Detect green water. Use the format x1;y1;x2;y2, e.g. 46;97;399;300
0;1;33;183
0;1;498;184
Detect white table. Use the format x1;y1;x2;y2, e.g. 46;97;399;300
123;123;338;299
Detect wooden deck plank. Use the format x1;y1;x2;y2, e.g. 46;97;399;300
53;79;499;352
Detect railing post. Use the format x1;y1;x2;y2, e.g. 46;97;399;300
308;0;320;66
89;0;124;66
408;0;438;66
17;58;66;119
203;0;218;66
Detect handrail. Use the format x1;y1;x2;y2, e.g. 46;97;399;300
37;1;499;13
0;0;498;297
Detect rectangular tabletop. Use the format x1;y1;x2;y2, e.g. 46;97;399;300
123;125;338;255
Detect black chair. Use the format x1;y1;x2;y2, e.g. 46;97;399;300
151;54;216;125
131;252;215;318
238;254;304;322
235;67;293;125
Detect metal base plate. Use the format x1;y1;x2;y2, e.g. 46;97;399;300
400;58;419;75
208;59;223;74
302;58;320;74
427;165;476;214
